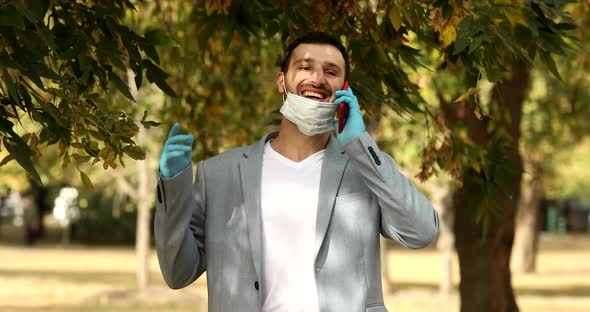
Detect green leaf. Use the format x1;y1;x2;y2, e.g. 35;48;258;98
441;2;453;20
144;60;176;97
2;136;42;185
493;164;514;201
36;24;58;55
0;117;15;133
14;0;47;23
140;110;161;129
453;16;476;55
121;35;143;87
0;5;25;29
2;69;20;106
539;50;562;82
123;145;146;160
108;71;135;101
142;44;160;64
468;35;490;54
145;29;179;48
265;19;280;37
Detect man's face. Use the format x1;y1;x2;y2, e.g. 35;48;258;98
277;43;346;103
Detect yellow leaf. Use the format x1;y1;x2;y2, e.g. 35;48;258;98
62;153;70;168
454;87;478;102
474;104;483;120
441;24;456;47
72;153;92;164
506;11;527;26
389;6;402;31
473;161;481;173
80;171;94;192
21;133;32;143
0;155;13;166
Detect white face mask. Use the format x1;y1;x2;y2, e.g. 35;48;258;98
279;77;336;136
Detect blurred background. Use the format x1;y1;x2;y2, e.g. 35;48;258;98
0;1;589;311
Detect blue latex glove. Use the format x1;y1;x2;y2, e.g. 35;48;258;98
333;86;366;145
159;122;193;178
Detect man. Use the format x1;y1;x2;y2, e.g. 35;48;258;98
155;32;439;312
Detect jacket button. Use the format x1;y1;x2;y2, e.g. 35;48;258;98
368;146;375;152
254;281;259;290
375;159;381;166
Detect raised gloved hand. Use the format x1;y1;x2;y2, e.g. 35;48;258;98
333;86;366;145
159;122;193;178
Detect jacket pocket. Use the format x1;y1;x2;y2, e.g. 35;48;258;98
365;303;388;312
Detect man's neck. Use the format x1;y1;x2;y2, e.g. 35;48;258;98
271;118;330;162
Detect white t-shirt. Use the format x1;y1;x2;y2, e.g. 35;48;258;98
260;141;324;312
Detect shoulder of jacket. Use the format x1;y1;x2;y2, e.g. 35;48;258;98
200;145;248;167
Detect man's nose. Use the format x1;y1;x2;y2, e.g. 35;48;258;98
309;69;326;85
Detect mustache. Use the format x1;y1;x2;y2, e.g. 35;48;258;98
297;83;331;94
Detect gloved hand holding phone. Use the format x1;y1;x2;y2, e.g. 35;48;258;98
333;83;365;145
159;122;193;178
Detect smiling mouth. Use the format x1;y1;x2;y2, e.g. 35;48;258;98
301;90;329;101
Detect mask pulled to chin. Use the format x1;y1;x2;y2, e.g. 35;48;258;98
279;80;336;136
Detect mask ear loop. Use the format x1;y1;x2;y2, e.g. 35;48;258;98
281;73;287;102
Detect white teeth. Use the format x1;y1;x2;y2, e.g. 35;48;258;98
302;91;323;99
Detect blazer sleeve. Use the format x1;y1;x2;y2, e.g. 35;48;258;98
343;132;439;248
154;160;207;289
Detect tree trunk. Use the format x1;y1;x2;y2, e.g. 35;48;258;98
134;111;151;291
136;190;151;290
443;61;530;312
437;189;454;297
512;161;543;273
454;187;519;312
127;69;154;291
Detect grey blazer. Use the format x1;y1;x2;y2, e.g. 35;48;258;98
155;131;439;312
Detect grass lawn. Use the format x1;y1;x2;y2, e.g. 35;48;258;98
0;234;588;311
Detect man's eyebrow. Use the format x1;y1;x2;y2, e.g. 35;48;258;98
292;58;316;65
293;58;343;71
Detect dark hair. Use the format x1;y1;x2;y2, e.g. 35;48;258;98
281;32;349;80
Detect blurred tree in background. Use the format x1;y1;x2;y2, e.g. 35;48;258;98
513;1;590;274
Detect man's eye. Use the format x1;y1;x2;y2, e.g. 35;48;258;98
326;71;336;76
301;66;310;71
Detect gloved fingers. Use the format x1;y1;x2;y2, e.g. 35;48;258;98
335;87;355;97
167;122;180;139
166;144;192;152
335;90;351;98
166;151;186;159
334;95;359;110
334;95;350;105
166;134;193;146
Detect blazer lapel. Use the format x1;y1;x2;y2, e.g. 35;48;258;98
239;132;277;283
314;135;348;264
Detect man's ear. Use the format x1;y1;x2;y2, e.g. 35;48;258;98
276;72;285;95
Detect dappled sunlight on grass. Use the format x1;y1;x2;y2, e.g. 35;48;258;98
0;234;588;311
